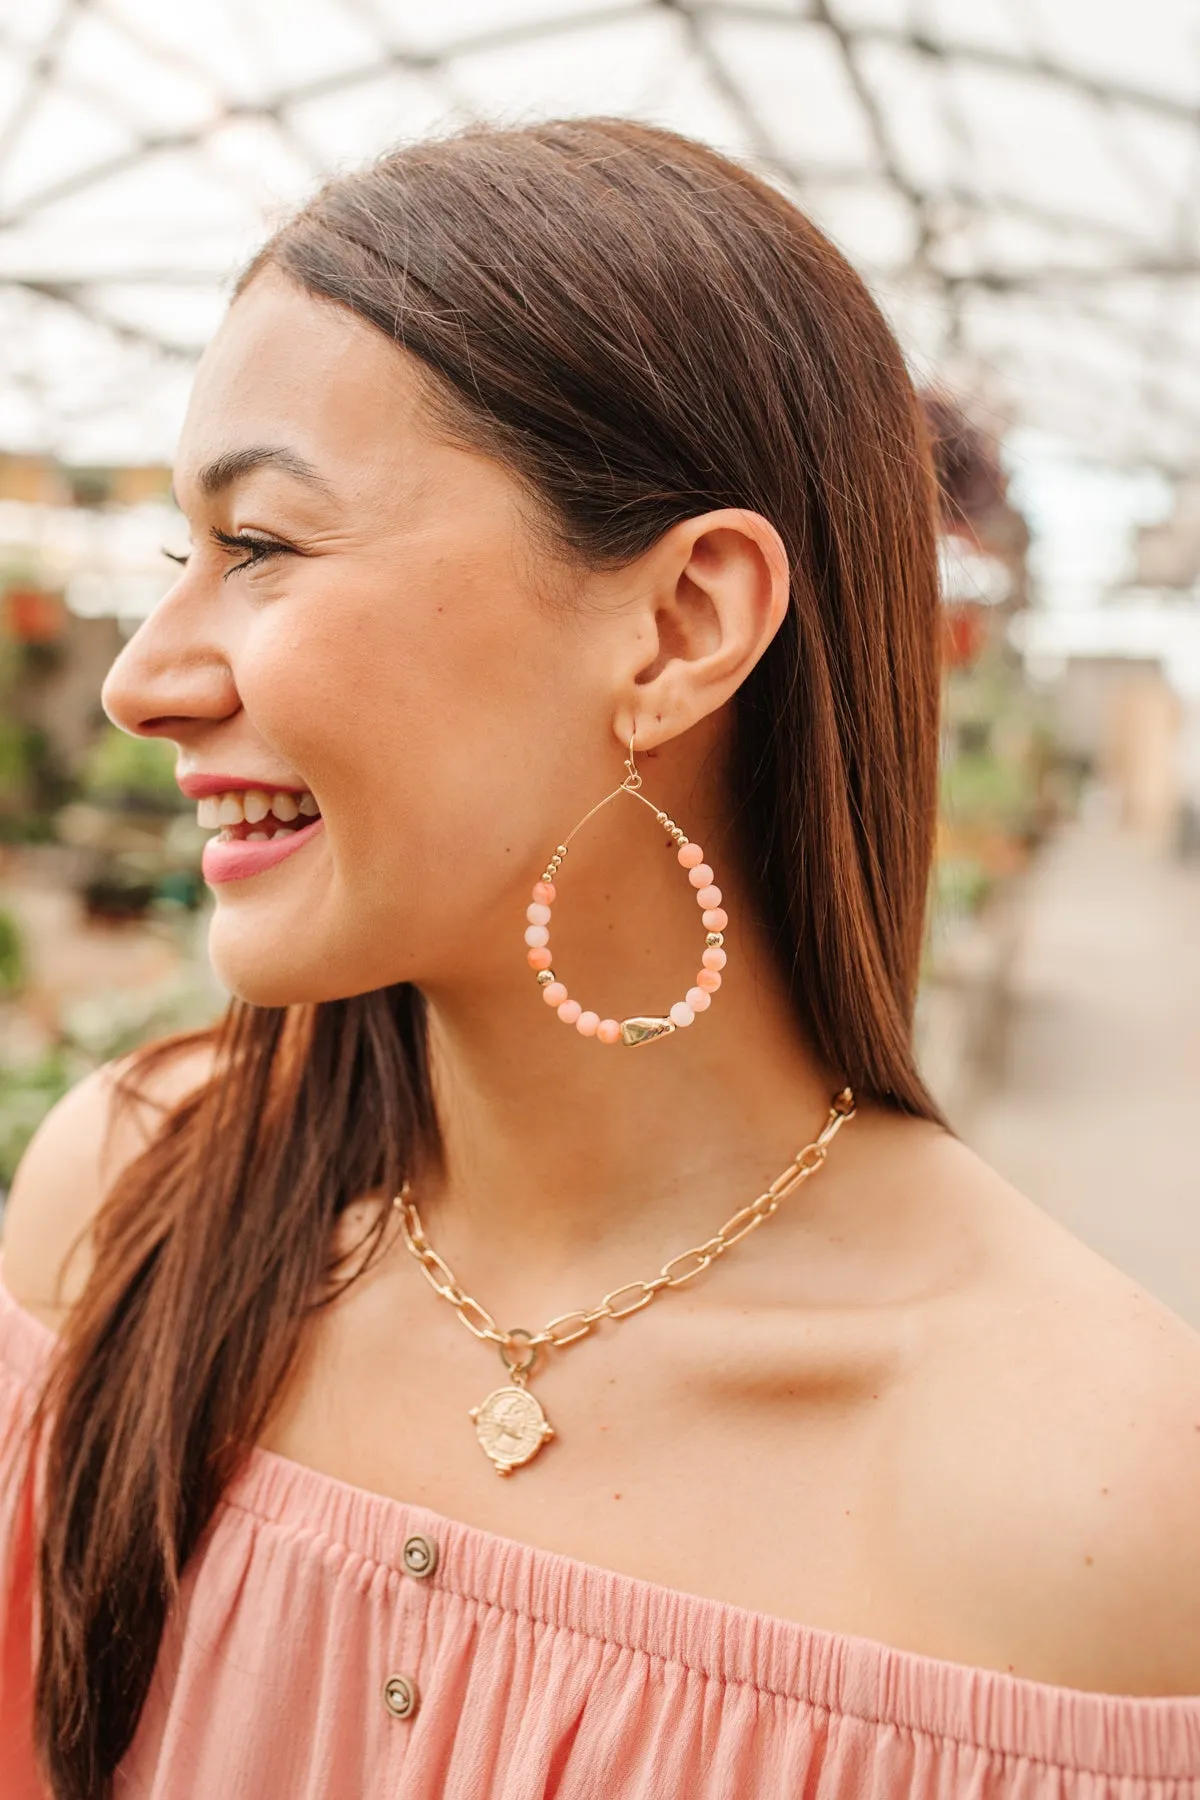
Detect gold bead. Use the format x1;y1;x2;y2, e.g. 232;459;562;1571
536;969;555;986
555;844;568;857
706;932;724;948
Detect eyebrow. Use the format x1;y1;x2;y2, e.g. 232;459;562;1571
171;445;334;507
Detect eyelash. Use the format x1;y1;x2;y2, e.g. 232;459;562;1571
162;529;290;578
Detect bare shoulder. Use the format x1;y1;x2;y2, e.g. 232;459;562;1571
0;1040;216;1331
898;1128;1200;1695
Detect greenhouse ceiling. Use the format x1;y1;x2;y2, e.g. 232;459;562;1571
1;0;1199;474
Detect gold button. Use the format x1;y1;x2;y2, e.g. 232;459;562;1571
383;1673;419;1720
402;1533;438;1579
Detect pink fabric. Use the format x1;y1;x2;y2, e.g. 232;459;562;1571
1;1263;1198;1798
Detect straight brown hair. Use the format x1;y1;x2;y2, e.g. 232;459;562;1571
18;117;944;1797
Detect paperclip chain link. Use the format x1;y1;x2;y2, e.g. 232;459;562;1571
394;1088;856;1370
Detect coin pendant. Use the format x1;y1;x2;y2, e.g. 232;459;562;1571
468;1384;556;1475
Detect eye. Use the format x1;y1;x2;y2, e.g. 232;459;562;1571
210;527;290;578
162;547;189;566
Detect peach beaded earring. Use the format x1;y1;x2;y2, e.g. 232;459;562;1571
524;734;728;1047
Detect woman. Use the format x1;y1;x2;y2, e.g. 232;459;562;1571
1;118;1198;1800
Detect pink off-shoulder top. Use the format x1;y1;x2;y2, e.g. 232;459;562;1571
1;1263;1198;1799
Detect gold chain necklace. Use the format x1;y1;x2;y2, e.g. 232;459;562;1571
393;1087;856;1475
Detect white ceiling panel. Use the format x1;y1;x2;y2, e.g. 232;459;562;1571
0;0;1197;473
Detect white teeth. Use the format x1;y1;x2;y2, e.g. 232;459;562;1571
196;786;318;830
245;831;269;841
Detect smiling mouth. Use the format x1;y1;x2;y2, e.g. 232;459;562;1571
196;786;321;842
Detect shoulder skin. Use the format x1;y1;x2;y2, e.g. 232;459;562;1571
891;1132;1200;1697
1;1046;215;1332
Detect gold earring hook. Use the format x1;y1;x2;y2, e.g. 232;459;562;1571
622;731;643;790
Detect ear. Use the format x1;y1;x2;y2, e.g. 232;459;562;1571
611;509;789;752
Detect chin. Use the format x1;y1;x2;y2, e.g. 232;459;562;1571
206;912;413;1010
210;960;324;1011
207;921;338;1008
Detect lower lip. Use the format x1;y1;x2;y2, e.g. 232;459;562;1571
201;818;325;885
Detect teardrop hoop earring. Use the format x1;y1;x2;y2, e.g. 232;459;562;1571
524;734;728;1048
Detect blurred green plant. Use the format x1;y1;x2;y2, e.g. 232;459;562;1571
934;853;993;921
0;908;24;995
0;1047;81;1192
0;716;29;797
0;973;223;1190
81;726;181;806
940;746;1032;834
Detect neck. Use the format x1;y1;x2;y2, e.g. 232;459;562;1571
412;811;842;1321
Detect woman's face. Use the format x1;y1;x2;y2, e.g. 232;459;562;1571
102;269;626;1006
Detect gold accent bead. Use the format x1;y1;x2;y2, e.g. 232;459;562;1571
619;1016;677;1047
555;844;568;856
536;969;555;986
706;932;724;947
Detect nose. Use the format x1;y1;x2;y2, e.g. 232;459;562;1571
101;584;239;742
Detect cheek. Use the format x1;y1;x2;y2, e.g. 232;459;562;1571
243;563;551;754
232;573;584;939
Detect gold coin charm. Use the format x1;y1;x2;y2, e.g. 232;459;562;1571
396;1090;856;1476
469;1384;556;1476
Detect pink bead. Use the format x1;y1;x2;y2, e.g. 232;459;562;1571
597;1018;621;1044
677;842;705;868
687;864;714;889
702;907;728;931
543;981;568;1007
576;1010;600;1036
532;881;556;905
527;946;553;970
702;945;727;971
525;923;550;948
669;1001;695;1028
557;998;582;1024
696;968;722;992
696;885;722;910
686;986;711;1011
526;901;551;926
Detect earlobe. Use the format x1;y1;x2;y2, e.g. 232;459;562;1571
619;508;789;751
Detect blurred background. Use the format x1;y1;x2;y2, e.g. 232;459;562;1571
0;0;1197;1324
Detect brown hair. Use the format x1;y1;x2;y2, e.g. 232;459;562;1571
21;117;943;1797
